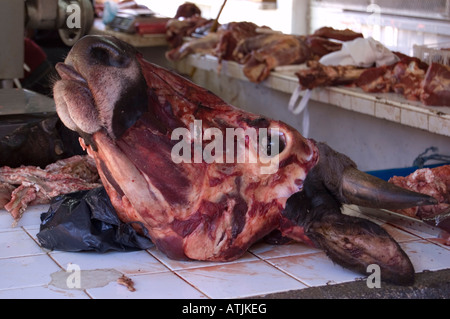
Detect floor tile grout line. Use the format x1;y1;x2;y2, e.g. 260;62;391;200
351;207;450;250
261;254;364;288
0;225;51;260
145;248;181;272
385;221;450;250
148;247;311;299
355;208;449;248
146;247;261;271
247;250;313;289
0;283;52;292
0;252;47;261
422;238;450;251
172;269;213;299
21;225;45;248
145;248;213;299
399;237;450;252
0;283;92;299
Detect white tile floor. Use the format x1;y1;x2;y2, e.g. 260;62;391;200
0;204;449;299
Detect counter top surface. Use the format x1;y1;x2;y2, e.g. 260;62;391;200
89;19;167;48
0;203;449;299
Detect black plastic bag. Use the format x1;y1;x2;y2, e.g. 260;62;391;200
37;187;154;253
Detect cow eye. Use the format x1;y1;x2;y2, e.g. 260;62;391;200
261;131;286;157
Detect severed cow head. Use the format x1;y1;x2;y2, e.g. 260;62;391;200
53;35;319;260
54;35;437;285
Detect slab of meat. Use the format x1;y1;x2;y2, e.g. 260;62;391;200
391;61;426;101
356;54;428;96
0;183;15;208
233;33;288;64
296;49;450;106
312;26;363;42
174;2;201;19
389;165;450;219
420;63;450;106
165;32;221;61
296;60;365;90
355;64;395;93
304;36;343;58
242;35;311;83
166;21;261;62
0;155;102;224
165;16;213;48
167;24;358;83
213;21;263;62
234;32;344;83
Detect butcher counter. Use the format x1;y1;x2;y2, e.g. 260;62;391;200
0;202;449;299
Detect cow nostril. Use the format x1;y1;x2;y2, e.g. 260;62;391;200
89;44;129;68
90;46;109;63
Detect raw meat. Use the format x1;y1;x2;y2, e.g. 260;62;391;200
297;61;365;90
0;155;102;224
389;165;450;219
165;21;261;62
296;51;450;106
174;2;201;19
53;35;437;284
242;35;310;83
312;26;363;42
420;63;450;106
165;16;212;48
304;36;343;58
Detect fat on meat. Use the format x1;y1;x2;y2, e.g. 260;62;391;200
243;35;311;83
389;165;450;219
0;155;102;224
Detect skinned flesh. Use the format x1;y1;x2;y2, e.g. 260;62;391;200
53;36;438;284
54;35;318;261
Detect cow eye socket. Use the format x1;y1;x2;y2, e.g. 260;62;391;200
261;131;286;157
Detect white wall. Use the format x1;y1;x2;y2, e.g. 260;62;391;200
137;0;310;34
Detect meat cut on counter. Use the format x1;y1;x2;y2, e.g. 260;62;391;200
296;52;450;106
0;155;102;224
312;26;363;42
165;20;351;83
164;8;450;107
240;34;311;83
388;165;450;219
